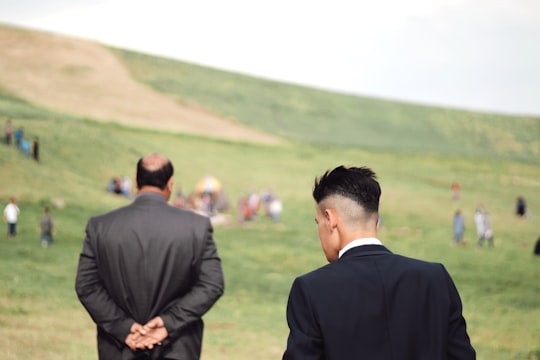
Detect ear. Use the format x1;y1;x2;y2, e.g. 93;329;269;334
321;208;342;263
134;172;139;190
167;176;174;192
324;208;339;232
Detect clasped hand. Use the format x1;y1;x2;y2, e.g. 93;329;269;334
125;316;168;351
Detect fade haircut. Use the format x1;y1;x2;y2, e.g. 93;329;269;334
313;166;381;214
136;155;174;190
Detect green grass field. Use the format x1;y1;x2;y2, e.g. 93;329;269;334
111;48;540;162
0;48;539;359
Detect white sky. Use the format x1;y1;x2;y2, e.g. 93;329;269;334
1;0;540;116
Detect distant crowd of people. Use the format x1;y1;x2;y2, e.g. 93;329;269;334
236;189;283;223
452;205;494;248
105;174;283;226
451;182;531;249
3;118;40;161
172;184;230;219
171;178;283;225
3;197;55;248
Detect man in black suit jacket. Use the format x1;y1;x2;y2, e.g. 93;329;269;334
282;166;475;360
76;153;224;359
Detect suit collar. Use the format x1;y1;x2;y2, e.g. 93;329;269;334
134;192;168;204
339;244;392;260
339;238;382;258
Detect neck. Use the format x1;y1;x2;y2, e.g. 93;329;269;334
138;186;169;200
339;229;378;251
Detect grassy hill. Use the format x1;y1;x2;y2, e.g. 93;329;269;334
111;47;540;162
0;24;539;360
0;24;280;145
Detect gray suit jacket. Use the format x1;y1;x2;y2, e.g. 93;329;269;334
76;192;224;359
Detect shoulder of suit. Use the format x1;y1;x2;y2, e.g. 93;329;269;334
295;261;338;283
166;205;213;225
393;253;446;273
87;197;152;222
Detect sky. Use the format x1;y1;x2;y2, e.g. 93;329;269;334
1;0;540;116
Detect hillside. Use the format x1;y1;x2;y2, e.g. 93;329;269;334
0;23;539;162
0;24;280;145
111;49;540;162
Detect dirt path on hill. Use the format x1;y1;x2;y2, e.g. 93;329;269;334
0;25;280;144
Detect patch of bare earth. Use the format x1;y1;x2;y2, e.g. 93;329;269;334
0;25;280;144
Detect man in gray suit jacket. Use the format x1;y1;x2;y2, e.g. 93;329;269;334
76;153;224;359
282;166;475;360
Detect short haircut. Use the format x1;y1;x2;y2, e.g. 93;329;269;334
313;166;381;214
136;155;174;190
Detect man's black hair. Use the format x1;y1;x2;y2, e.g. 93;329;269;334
313;166;381;213
136;157;174;190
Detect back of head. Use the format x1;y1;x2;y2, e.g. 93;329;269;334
313;166;381;225
136;153;174;191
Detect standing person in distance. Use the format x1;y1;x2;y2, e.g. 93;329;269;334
282;165;475;360
40;206;54;247
3;197;20;238
453;209;465;245
516;196;527;217
4;118;12;145
474;206;486;246
475;206;494;248
75;153;224;359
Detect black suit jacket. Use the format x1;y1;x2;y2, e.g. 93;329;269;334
283;245;475;360
75;192;224;359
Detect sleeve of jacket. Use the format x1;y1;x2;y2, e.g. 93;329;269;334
442;265;476;360
282;277;324;360
160;220;224;340
75;219;133;348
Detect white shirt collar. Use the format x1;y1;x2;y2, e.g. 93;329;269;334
339;237;383;258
